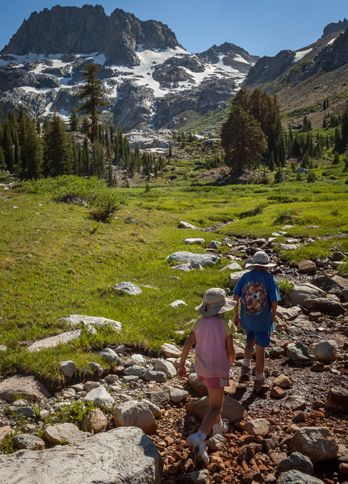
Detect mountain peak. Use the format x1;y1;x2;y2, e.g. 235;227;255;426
323;18;348;37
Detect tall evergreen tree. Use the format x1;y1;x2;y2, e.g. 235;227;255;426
43;114;72;176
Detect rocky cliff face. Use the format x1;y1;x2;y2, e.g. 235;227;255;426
0;5;257;131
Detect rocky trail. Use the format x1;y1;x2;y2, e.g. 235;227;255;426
0;221;347;483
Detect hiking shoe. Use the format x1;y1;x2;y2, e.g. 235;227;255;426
239;365;251;383
186;432;209;466
212;419;229;436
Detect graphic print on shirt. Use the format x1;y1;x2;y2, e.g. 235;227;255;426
242;281;267;315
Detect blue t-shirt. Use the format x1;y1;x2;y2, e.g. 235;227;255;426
233;269;280;332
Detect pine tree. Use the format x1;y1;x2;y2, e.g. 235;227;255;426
221;105;267;176
78;64;108;143
43;114;72;176
69;111;79;132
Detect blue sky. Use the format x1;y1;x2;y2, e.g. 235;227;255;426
1;1;347;56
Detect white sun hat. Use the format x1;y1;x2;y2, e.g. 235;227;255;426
196;287;235;317
245;250;276;269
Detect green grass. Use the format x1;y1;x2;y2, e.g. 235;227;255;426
0;164;347;385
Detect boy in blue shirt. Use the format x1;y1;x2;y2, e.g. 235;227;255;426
233;250;280;393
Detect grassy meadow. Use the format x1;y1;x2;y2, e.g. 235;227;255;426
0;157;347;386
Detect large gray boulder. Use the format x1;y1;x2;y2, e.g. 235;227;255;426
312;340;337;363
27;330;82;352
0;376;50;402
286;284;325;306
113;400;157;435
167;251;219;267
59;315;122;332
290;427;338;462
277;452;314;476
277;470;323;483
0;427;162;484
302;298;345;317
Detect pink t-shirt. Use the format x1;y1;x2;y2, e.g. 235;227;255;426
193;316;230;378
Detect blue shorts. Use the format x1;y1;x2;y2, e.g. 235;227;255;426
245;329;272;348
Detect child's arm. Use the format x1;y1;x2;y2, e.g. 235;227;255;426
178;331;195;378
233;295;240;327
226;334;235;365
271;301;278;320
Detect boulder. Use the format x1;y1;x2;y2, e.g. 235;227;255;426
312;340;337;363
332;275;348;290
244;418;271;437
286;343;312;365
85;387;115;409
297;260;316;274
220;262;243;272
144;391;169;408
113;400;157;435
0;376;50;402
58;315;122;332
290;427;338;462
43;423;87;445
186;396;244;423
287;284;325;306
277;470;323;483
142;400;162;419
154;359;177;378
27;330;82;352
0;427;162;483
124;365;146;377
60;360;77;378
81;408;108;434
284;396;306;411
167;251;219;267
113;282;142;295
188;373;208;396
144;370;167;383
277;452;314;476
276;306;301;320
302;298;345;317
208;240;221;249
13;434;45;451
326;387;348;413
228;270;248;289
280;244;298;251
161;343;181;358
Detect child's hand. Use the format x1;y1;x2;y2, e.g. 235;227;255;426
229;351;235;366
233;314;240;327
178;363;187;378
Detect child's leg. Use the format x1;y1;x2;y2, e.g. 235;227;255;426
199;387;224;436
255;344;265;380
244;336;255;362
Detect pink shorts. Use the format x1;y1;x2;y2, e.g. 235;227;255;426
198;375;229;389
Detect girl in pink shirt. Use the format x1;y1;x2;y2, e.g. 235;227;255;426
179;288;235;465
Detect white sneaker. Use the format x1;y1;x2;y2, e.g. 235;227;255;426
186;432;209;466
212;419;229;436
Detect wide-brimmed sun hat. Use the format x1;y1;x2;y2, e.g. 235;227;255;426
245;250;276;269
196;287;235;317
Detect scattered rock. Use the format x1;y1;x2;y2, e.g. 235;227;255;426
208;240;221;249
244;418;271;437
43;422;87;445
124;365;145;377
290;427;338;462
302;298;345;317
0;427;162;483
144;390;169;408
280;244;298;251
13;434;45;451
186;396;244;423
277;452;314;476
88;362;103;377
0;345;7;352
332;275;348;290
81;408;108;434
113;400;157;435
286;343;312;365
188;373;208;396
143;399;162;418
331;251;345;261
0;376;50;403
326;387;348;413
169;388;189;404
277;470;323;483
178;221;197;230
144;370;167;383
177;469;211;483
297;260;316;274
167;251;219;267
27;330;82;352
170;300;187;308
161;343;181;358
284;396;307;411
85;387;115;409
273;374;291;389
59;315;122;332
15;406;36;419
113;282;142;295
184;238;205;245
276;306;301;320
271;386;286;399
220;262;243;271
154;359;177;378
59;360;77;378
312;340;337;363
228;270;248;289
100;347;121;364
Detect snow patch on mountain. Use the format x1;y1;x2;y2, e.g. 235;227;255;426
293;48;312;62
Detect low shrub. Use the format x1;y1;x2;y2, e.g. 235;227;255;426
239;203;267;219
273;210;295;225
